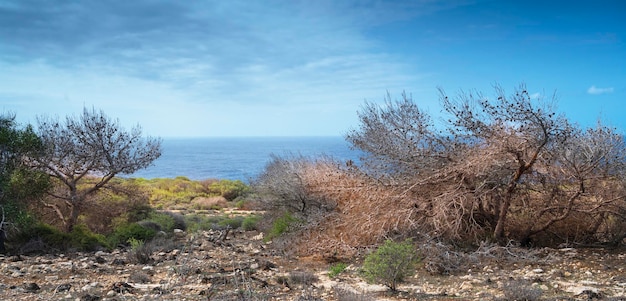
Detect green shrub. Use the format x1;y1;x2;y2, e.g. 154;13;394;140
218;216;244;229
184;214;224;232
108;223;156;247
328;262;348;278
20;223;68;250
69;224;109;251
144;211;176;232
13;223;108;252
361;239;419;291
208;179;249;201
242;215;261;231
264;212;300;242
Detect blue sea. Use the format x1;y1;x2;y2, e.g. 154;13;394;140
128;136;360;182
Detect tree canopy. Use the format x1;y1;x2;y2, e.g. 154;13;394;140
35;108;162;232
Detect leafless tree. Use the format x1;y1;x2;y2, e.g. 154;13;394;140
35;108;162;232
347;84;626;244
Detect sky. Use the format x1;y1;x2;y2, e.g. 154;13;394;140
0;0;624;137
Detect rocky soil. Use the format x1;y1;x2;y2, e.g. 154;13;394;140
1;227;626;301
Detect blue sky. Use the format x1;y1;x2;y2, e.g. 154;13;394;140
0;0;624;137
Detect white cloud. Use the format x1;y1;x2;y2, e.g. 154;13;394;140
587;85;614;95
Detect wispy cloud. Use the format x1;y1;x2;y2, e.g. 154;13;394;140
587;85;614;95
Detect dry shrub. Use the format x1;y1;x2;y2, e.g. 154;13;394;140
282;159;419;259
191;196;228;210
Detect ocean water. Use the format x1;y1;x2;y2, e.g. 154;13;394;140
128;136;360;182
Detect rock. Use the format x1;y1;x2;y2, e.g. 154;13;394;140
532;268;544;274
45;275;59;281
111;281;134;293
23;282;40;293
55;283;72;292
112;258;127;265
80;294;101;301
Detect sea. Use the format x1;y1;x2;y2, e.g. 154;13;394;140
127;136;360;182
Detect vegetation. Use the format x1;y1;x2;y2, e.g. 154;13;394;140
0;114;50;252
34;108;162;232
328;262;348;278
346;84;626;245
264;212;300;242
361;239;420;291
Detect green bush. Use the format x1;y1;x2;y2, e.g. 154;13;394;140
328;262;348;278
264;212;300;242
184;214;225;232
218;216;244;229
208;179;249;201
69;224;109;251
242;215;261;231
144;211;176;232
361;239;419;291
13;223;109;252
108;223;156;247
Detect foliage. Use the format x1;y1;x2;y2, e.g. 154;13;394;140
12;222;109;252
208;179;249;201
346;84;626;245
68;224;109;251
35;107;162;232
0;114;50;240
242;215;261;231
142;211;186;232
108;223;156;247
328;262;348;278
184;213;259;232
264;212;301;242
360;239;419;291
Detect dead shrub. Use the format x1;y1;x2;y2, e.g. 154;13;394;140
190;196;228;210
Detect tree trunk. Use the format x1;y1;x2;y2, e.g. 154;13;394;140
66;188;81;233
66;204;80;232
493;199;510;239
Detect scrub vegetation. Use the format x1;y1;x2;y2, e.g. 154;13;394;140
1;84;625;298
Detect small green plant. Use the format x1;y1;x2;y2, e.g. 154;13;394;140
361;239;420;291
328;262;348;278
242;215;261;231
264;212;300;242
127;237;152;264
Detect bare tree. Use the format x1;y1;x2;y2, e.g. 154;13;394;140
35;108;162;232
347;84;626;244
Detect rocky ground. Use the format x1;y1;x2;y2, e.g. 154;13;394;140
1;227;626;301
